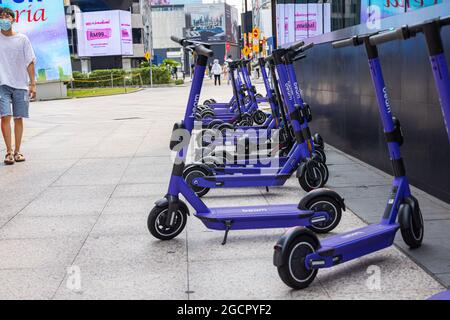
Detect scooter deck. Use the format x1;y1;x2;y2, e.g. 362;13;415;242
196;204;327;231
196;173;291;188
308;223;400;268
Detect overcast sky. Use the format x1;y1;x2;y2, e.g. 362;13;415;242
202;0;250;16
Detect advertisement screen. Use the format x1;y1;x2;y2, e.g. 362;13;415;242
277;2;331;47
360;0;442;23
185;4;225;43
151;0;201;5
76;10;134;57
0;0;72;81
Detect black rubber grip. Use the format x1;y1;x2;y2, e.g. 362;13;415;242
288;41;305;51
440;15;450;26
369;29;402;45
301;42;314;52
171;36;183;45
196;45;214;57
332;37;355;49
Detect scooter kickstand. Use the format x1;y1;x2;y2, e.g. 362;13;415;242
222;221;233;245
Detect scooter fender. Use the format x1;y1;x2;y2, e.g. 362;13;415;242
273;227;319;267
154;196;190;216
296;160;309;179
398;196;422;231
184;163;214;174
298;188;346;212
296;159;318;180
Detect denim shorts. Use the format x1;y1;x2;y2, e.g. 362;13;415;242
0;85;30;119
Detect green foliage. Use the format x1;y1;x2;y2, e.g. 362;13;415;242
174;79;184;85
163;59;181;67
72;66;171;88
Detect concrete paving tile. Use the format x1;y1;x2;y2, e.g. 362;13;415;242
0;268;66;300
19;185;115;217
53;263;188;300
187;229;285;261
54;158;130;186
102;196;153;215
121;158;172;184
74;234;186;267
188;258;329;300
434;273;450;287
111;183;167;198
317;247;443;295
328;288;443;300
0;237;85;269
90;213;148;236
0;215;98;239
395;236;450;274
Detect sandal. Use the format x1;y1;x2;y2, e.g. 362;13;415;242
14;152;26;163
4;152;15;165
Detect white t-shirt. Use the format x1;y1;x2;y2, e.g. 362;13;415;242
0;32;36;90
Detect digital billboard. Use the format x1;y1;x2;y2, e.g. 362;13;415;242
360;0;442;23
75;10;134;57
151;0;201;5
277;1;331;47
0;0;72;82
184;3;226;43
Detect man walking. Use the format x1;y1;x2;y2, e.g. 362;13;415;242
211;59;222;86
0;7;36;165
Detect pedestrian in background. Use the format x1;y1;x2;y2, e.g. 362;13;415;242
225;55;233;85
211;59;222;86
208;62;213;79
0;7;36;165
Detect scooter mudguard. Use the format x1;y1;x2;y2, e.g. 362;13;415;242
273;227;319;267
154;196;190;216
298;188;346;212
398;196;422;232
184;163;214;175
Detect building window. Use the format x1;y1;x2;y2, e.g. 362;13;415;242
133;28;143;44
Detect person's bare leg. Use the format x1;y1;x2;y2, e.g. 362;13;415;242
14;118;23;154
1;116;13;153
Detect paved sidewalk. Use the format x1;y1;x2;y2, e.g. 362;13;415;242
0;80;447;299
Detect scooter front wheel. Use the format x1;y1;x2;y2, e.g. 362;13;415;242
148;206;188;240
298;164;324;192
307;196;342;234
277;233;319;290
183;165;212;198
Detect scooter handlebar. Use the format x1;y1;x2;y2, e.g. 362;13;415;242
170;36;184;46
332;37;356;49
441;15;450;26
195;45;214;57
170;36;213;57
288;41;305;51
369;29;403;46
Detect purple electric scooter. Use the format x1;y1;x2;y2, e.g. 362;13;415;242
370;16;450;300
273;33;425;289
148;36;346;245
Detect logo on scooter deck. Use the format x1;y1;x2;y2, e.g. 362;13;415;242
293;82;302;100
285;82;294;100
340;231;365;239
241;208;268;213
383;87;392;114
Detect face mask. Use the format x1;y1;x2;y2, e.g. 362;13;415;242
0;19;12;31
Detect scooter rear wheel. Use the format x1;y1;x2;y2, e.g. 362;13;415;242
148;205;188;240
183;165;212;198
313;148;327;164
277;233;319;290
253;110;268;125
307;196;342;234
298;164;324;192
399;201;424;249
